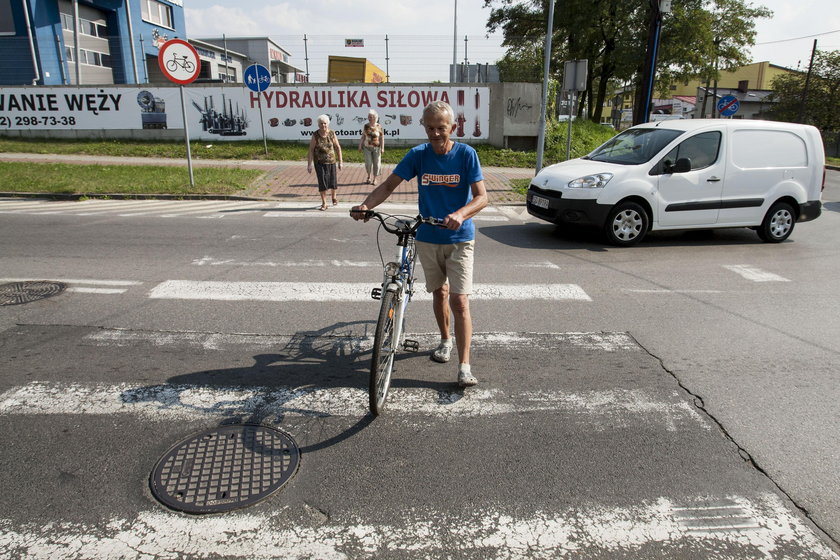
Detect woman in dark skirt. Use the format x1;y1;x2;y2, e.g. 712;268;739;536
307;114;343;210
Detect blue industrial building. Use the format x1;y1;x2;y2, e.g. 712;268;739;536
0;0;186;85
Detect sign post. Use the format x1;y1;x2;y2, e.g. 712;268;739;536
244;63;271;155
563;59;588;161
158;39;201;186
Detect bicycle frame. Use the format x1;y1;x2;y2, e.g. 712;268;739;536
381;220;417;352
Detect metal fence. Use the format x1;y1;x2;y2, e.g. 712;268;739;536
0;34;507;86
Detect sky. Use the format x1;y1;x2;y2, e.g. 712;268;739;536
183;0;840;82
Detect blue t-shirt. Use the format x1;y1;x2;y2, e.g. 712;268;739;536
392;142;484;244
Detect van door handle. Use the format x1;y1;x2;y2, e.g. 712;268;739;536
706;176;722;182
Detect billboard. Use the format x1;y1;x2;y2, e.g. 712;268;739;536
0;85;490;142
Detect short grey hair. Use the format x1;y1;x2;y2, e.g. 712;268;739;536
422;101;454;125
368;109;378;119
316;114;330;125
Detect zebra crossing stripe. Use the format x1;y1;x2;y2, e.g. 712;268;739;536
147;280;592;302
0;493;835;560
723;265;790;282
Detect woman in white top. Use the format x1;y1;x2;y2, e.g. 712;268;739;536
358;109;384;184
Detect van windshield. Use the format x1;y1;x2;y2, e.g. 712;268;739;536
585;128;684;165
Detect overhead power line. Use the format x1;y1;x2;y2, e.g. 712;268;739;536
756;28;840;45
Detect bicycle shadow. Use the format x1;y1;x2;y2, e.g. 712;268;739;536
119;321;457;454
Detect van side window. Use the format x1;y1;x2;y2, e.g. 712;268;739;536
654;131;721;174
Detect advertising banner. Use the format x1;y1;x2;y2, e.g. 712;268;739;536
0;85;490;142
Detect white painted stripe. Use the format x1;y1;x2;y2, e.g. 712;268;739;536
723;265;790;282
624;289;723;294
191;256;382;267
147;280;591;301
0;493;834;560
0;381;705;429
82;329;638;352
517;260;561;270
66;287;127;294
0;278;141;286
263;211;508;221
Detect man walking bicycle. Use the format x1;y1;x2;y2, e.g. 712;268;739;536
351;100;487;387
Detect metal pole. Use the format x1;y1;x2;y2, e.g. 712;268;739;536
303;35;310;82
385;35;390;82
21;0;40;85
139;35;148;82
566;91;574;160
798;39;818;123
179;85;195;187
56;33;68;84
253;64;268;155
452;0;457;83
125;0;139;83
223;34;229;82
535;0;556;172
73;0;81;84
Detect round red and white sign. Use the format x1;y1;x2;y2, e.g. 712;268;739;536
158;39;201;85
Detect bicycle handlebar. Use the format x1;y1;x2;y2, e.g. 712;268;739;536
349;209;444;234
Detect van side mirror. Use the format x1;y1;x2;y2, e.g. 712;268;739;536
672;157;692;173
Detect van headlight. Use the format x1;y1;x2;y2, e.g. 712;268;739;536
568;173;613;189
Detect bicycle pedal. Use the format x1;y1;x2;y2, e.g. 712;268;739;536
403;339;419;352
371;287;382;300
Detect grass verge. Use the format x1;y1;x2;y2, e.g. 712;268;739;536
0;161;262;196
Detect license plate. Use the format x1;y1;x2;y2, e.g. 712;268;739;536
531;195;550;209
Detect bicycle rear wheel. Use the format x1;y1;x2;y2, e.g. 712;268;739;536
370;290;399;415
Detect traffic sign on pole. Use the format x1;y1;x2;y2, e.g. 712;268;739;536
158;39;201;85
244;64;271;93
244;64;272;155
717;95;740;117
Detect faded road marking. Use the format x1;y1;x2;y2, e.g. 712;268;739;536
723;265;790;282
0;493;835;560
148;280;592;302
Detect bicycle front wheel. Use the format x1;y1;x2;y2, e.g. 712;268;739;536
370;290;399;415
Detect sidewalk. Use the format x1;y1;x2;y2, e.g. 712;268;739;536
0;153;535;205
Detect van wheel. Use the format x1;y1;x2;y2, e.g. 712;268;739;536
604;202;648;246
757;202;795;243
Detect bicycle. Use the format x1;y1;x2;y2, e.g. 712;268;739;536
166;52;195;73
351;209;444;416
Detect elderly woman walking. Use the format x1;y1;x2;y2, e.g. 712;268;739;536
308;114;343;210
358;109;384;184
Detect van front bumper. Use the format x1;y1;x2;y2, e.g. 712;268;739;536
526;186;611;227
798;200;822;222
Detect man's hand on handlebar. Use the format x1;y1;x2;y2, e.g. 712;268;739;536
350;205;372;222
442;211;465;230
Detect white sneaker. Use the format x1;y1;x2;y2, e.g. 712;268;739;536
431;341;452;363
458;365;478;387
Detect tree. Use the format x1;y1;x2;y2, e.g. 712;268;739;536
484;0;771;122
768;49;840;131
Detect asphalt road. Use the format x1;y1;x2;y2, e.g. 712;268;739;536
0;170;838;558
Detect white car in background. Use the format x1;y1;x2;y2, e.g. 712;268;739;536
527;119;825;246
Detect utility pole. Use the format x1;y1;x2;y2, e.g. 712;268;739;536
452;0;457;83
798;39;818;123
535;0;556;172
633;0;667;125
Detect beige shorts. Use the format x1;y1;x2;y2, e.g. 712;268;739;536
416;240;475;295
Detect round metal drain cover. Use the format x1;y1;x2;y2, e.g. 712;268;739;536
150;424;300;514
0;281;66;306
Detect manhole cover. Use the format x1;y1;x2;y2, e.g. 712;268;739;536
150;424;300;514
0;281;66;306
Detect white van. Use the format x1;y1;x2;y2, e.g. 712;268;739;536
527;119;825;246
